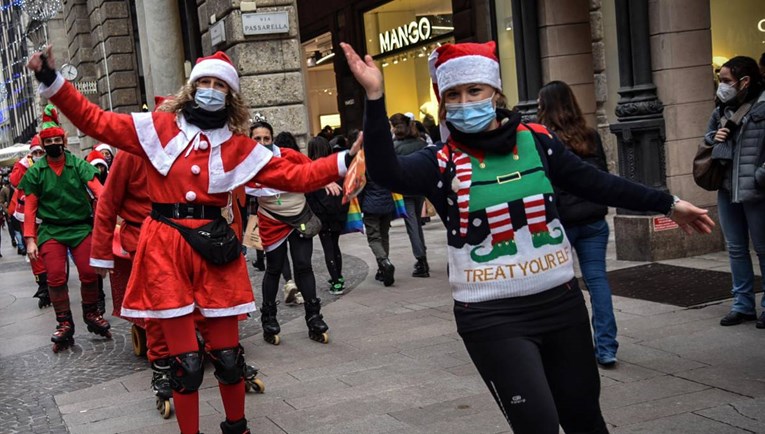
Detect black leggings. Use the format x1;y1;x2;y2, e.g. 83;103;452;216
262;231;315;303
318;229;342;282
463;322;608;434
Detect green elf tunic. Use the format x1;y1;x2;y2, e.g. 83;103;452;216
18;151;99;247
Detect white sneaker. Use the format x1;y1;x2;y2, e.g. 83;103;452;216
284;280;303;305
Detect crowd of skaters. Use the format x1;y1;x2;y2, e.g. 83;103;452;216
0;39;753;434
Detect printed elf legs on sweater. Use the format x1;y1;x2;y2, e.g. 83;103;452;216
470;194;564;263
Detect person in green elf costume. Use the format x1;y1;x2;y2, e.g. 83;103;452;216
19;106;112;353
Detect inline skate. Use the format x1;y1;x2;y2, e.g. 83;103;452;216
51;311;75;353
83;303;112;339
304;298;329;343
260;301;280;345
151;358;173;419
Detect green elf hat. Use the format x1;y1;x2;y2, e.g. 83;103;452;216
39;104;66;140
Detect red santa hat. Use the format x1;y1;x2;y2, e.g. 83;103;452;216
95;143;113;155
39;104;66;140
86;150;108;169
188;51;239;92
427;41;502;102
29;135;42;153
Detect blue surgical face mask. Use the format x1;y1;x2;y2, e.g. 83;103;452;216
445;94;497;134
195;87;227;112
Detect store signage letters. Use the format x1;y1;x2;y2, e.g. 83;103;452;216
379;17;432;54
242;11;289;36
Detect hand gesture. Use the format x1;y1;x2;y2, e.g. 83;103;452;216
26;45;55;73
669;200;715;235
349;131;363;157
26;239;39;261
339;42;384;100
713;128;729;143
324;182;342;196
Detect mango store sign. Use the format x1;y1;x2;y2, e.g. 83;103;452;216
242;11;289;36
379;17;432;54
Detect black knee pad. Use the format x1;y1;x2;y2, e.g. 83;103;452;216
168;352;204;394
208;345;245;385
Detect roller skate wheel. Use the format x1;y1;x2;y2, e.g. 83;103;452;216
156;399;172;419
131;325;147;357
311;332;329;344
246;378;265;393
264;334;280;345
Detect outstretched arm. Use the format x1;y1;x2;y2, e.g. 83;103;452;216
27;47;144;155
543;132;714;234
340;42;440;196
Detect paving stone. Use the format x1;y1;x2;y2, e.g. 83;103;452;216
695;397;765;433
611;411;751;433
603;387;746;426
600;375;709;410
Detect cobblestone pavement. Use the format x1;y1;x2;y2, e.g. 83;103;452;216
0;248;367;434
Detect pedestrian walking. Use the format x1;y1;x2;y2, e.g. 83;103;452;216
390;113;430;277
341;40;714;434
17;114;110;353
703;56;765;328
306;135;349;294
250;121;330;345
538;80;618;366
27;47;352;434
9;134;50;307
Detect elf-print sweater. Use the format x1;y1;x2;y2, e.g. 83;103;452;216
363;97;674;303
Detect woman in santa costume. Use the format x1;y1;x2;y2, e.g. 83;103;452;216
341;41;715;434
18;116;110;354
9;134;49;308
89;104;264;420
28;47;352;434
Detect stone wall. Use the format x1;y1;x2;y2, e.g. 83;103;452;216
197;0;309;145
61;0;142;151
649;0;716;208
539;0;596;126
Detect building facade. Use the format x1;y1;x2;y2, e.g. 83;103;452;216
298;0;764;260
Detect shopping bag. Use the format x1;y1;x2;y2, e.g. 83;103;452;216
342;149;366;204
242;214;263;249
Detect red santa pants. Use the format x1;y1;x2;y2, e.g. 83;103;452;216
160;314;244;434
39;235;98;287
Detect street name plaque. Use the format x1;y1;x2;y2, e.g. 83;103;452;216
242;11;289;36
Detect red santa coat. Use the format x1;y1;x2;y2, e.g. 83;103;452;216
90;151;151;267
41;74;348;319
9;157;32;221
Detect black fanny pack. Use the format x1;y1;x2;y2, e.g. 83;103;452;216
151;206;241;265
263;204;322;238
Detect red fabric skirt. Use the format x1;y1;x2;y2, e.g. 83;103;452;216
121;218;255;319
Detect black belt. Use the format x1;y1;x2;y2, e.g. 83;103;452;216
151;203;222;220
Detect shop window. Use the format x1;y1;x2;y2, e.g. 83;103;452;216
303;32;339;136
363;0;454;133
710;0;765;74
493;0;520;108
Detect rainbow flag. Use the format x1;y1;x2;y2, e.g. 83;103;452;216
392;192;408;219
342;197;364;234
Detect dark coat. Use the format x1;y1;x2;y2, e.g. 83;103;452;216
555;131;609;226
306;181;349;232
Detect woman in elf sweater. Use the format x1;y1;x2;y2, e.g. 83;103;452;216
28;47;351;434
341;41;714;434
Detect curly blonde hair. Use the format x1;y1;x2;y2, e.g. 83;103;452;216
158;82;250;136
